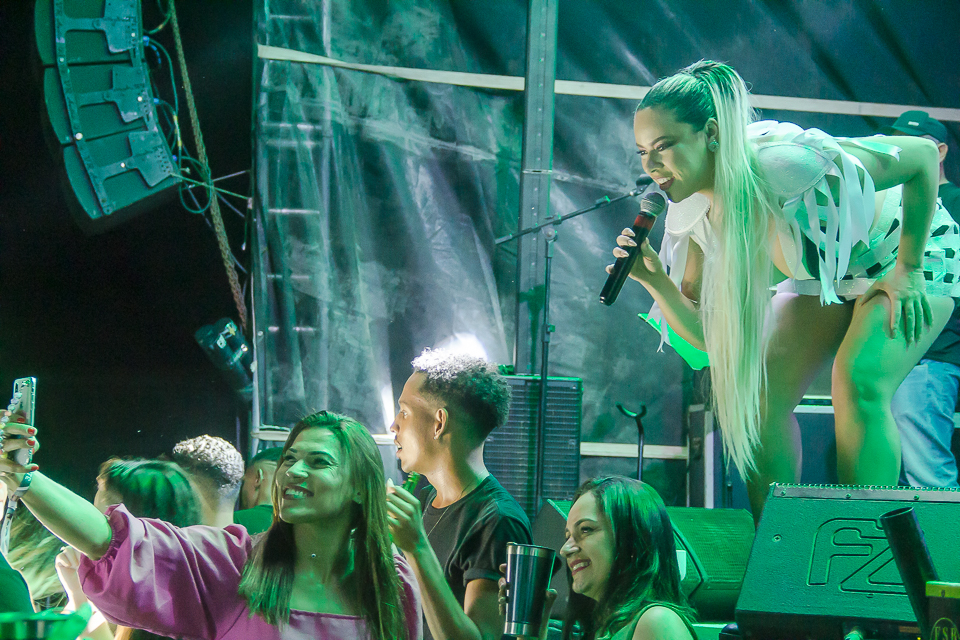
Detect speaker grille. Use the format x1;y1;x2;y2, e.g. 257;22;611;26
667;507;755;621
484;376;582;520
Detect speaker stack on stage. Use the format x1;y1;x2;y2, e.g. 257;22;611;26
737;483;960;639
484;375;582;521
34;0;179;233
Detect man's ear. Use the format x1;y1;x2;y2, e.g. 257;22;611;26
254;467;264;488
433;407;449;440
938;142;948;164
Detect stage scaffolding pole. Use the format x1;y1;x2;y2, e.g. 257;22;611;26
514;0;558;512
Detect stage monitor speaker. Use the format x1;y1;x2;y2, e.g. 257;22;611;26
737;483;960;639
667;507;754;621
34;0;179;233
531;500;753;623
485;376;582;520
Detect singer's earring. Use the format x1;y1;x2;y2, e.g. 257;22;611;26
709;139;719;152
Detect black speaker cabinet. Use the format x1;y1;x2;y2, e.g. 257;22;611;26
668;507;755;621
737;483;960;639
484;376;582;520
34;0;179;232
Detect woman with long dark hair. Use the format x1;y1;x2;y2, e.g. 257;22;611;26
0;410;421;640
500;477;695;640
619;61;956;515
560;477;695;640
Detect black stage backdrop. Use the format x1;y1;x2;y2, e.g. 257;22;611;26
253;1;959;505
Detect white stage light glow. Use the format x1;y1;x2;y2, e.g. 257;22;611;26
434;333;488;360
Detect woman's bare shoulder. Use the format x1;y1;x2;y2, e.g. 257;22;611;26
632;605;694;640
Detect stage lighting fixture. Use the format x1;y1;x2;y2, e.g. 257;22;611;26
194;319;253;399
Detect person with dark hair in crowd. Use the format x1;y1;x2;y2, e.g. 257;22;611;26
387;348;532;640
0;411;422;640
501;477;696;640
172;434;244;527
560;478;696;640
55;458;200;640
884;111;960;488
234;446;283;535
93;458;202;526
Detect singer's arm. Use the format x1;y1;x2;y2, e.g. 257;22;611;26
621;236;706;350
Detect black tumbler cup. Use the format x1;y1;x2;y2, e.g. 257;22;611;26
504;542;556;639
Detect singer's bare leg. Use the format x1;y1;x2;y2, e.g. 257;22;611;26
832;294;953;486
747;293;854;522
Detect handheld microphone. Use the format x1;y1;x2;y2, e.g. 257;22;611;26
599;191;667;306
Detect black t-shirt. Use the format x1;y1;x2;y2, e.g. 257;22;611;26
419;475;532;640
924;181;960;366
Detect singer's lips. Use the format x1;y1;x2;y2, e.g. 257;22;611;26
654;176;674;189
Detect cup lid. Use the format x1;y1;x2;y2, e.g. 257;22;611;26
506;542;555;558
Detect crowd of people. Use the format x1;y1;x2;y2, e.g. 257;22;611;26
0;349;696;640
1;59;957;640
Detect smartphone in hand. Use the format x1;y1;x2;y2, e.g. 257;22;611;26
7;377;36;467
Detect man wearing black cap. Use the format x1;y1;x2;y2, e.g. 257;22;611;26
888;110;960;487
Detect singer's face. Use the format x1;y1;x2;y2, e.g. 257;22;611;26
276;427;357;525
390;372;440;473
560;492;614;601
634;106;716;203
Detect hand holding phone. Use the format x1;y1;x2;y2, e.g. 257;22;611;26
4;377;36;467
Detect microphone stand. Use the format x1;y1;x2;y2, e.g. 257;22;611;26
616;402;647;482
496;179;650;510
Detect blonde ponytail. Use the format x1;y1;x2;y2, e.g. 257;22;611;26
639;61;776;476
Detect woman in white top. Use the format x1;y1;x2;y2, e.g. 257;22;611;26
618;60;957;516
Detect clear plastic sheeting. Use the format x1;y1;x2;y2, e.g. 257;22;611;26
253;0;958;505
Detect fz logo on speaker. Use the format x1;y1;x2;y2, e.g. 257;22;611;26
807;518;905;594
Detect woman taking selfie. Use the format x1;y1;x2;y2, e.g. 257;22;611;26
0;410;422;640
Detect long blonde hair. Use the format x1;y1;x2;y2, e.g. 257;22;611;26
639;61;775;476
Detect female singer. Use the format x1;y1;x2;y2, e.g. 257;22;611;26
619;61;956;513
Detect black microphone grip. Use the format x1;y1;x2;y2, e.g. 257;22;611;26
599;212;657;306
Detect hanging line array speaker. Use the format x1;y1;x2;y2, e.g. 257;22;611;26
34;0;180;233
